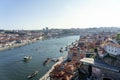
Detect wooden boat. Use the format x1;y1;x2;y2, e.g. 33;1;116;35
27;71;39;79
51;58;59;62
59;48;64;53
43;58;51;65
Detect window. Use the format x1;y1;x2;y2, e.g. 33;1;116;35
112;50;113;52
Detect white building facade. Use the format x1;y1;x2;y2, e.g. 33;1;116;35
104;43;120;56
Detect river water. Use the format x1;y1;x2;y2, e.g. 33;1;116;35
0;36;79;80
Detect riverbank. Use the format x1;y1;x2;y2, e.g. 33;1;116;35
0;38;43;51
0;35;77;51
40;57;65;80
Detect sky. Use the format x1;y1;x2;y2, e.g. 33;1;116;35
0;0;120;30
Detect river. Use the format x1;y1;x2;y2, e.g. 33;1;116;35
0;35;79;80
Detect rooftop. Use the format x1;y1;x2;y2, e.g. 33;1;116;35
80;58;120;73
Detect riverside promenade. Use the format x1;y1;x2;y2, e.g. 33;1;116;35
40;57;64;80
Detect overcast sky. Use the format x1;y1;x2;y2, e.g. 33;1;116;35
0;0;120;30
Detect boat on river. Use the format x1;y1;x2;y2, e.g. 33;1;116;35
59;47;64;53
65;46;68;51
23;56;32;61
51;58;59;62
27;70;39;79
43;58;51;65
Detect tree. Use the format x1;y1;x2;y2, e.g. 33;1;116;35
94;48;100;60
116;33;120;40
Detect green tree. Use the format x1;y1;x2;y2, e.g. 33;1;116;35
116;33;120;40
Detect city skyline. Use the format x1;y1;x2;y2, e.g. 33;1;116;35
1;0;120;30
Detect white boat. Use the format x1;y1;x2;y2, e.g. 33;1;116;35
23;56;32;60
